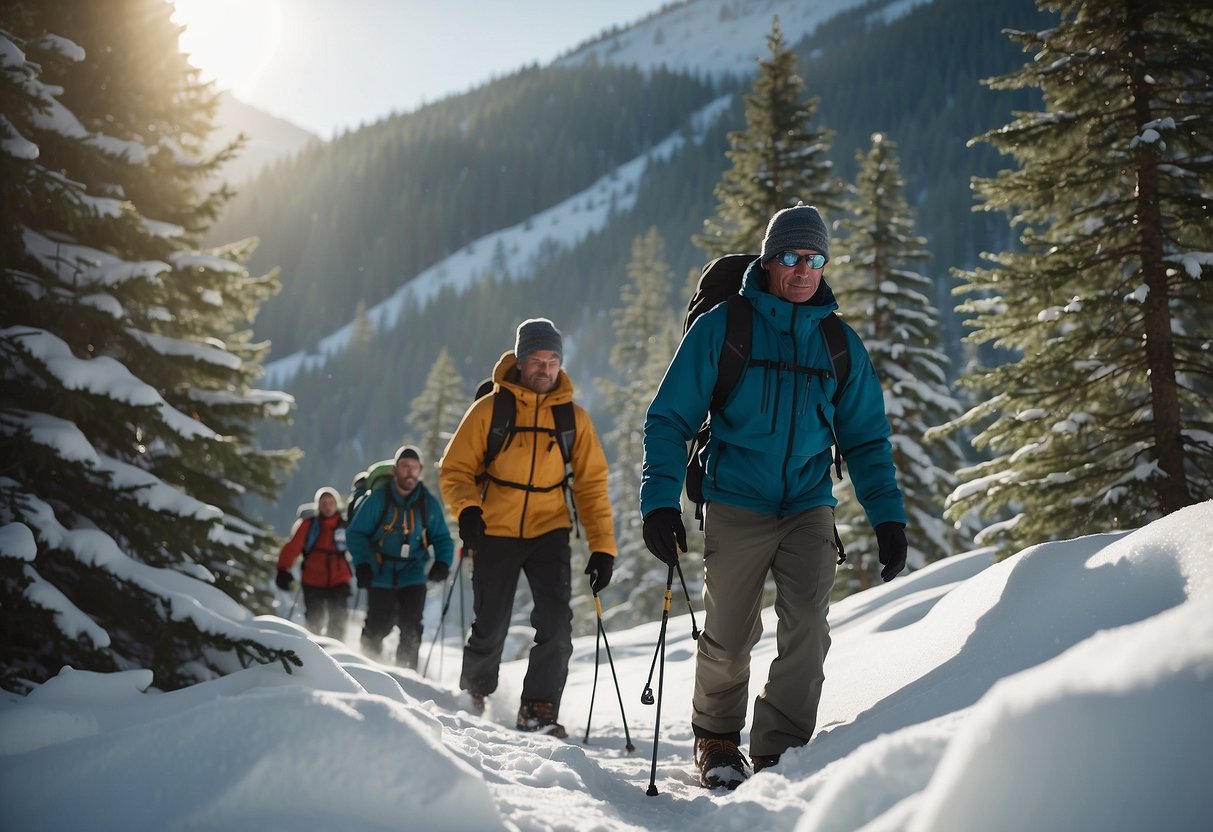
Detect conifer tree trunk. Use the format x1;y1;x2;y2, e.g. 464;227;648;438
1128;0;1189;513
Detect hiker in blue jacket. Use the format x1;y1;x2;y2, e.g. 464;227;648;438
347;445;454;668
640;203;908;789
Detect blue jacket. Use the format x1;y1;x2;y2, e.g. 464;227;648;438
641;259;906;528
346;480;454;588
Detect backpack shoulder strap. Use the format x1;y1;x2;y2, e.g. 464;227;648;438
551;402;576;465
371;480;398;552
484;388;516;471
819;312;852;481
551;401;580;537
820;312;850;406
711;294;753;413
302;517;320;557
414;485;430;549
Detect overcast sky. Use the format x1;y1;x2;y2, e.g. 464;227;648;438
171;0;674;137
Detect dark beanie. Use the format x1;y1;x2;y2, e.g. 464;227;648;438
514;318;563;361
394;444;421;465
760;202;830;265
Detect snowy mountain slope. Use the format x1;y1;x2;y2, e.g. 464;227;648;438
262;95;732;385
559;0;928;77
260;0;932;385
3;501;1210;830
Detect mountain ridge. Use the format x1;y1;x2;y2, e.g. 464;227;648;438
207;91;317;186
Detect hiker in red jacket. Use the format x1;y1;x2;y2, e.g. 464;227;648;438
277;487;352;639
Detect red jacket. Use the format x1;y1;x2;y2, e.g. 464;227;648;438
276;513;352;588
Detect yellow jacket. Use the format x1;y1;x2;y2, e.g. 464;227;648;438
439;352;617;556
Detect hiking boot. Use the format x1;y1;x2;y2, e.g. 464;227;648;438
694;737;750;790
467;692;487;715
751;753;781;773
516;699;568;738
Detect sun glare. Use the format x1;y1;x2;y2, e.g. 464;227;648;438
170;0;284;98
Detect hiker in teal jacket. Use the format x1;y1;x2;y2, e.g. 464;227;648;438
640;203;908;789
347;445;454;668
640;264;905;525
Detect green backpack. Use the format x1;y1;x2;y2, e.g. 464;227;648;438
346;458;395;523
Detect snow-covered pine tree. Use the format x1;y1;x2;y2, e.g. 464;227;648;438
0;2;297;693
406;346;468;485
942;0;1213;555
595;228;685;628
830;133;974;591
695;16;847;258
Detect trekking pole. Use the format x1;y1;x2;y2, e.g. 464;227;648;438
643;561;676;796
436;576;447;680
287;584;302;621
583;574;636;752
674;560;701;640
422;549;467;678
458;552;467;635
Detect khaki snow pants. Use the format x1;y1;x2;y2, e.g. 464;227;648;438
692;502;838;757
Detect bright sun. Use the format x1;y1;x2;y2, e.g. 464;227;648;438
169;0;284;98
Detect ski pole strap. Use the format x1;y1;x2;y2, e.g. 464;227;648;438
833;524;847;565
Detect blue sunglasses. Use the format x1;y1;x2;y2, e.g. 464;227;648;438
776;251;827;269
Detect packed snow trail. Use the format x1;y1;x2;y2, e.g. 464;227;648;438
3;503;1211;830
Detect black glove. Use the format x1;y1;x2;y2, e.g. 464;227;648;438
458;506;486;550
428;561;450;583
642;508;686;565
355;562;373;589
876;522;908;582
584;551;614;594
275;570;293;591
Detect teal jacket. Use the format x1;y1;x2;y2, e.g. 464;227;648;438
641;259;906;528
347;481;454;588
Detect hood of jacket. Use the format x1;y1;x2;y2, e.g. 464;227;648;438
490;350;576;406
739;258;839;335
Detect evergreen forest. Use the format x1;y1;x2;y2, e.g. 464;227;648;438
217;0;1052;539
5;0;1207;692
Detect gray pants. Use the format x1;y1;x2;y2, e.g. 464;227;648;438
692;503;838;757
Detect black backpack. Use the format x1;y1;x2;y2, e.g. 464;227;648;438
683;255;851;543
474;380;580;535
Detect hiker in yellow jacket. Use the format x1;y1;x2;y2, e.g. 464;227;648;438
440;318;617;737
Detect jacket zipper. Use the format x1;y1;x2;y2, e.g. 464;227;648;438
518;395;542;537
779;310;800;515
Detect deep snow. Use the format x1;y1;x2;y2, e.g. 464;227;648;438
2;502;1211;831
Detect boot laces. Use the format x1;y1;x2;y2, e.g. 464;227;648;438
694;738;741;767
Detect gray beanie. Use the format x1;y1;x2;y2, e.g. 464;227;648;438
514;318;563;361
760;202;830;265
394;444;421;465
